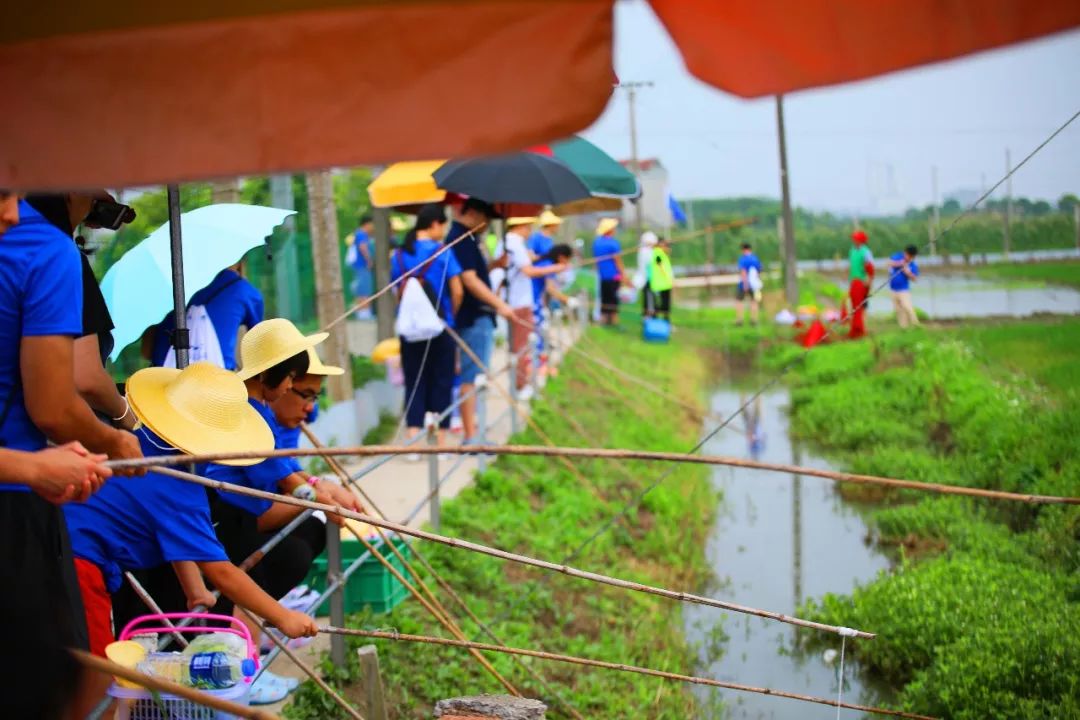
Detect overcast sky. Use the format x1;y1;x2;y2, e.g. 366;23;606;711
581;0;1080;215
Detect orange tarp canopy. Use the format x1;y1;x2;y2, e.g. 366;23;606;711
2;1;1078;190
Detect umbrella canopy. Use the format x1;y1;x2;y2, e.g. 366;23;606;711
100;203;295;360
368;160;449;209
433;153;592;207
533;137;640;199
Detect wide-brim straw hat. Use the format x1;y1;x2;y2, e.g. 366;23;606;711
236;318;328;381
506;216;539;227
371;337;400;364
538;210;563;227
127;362;274;467
305;347;344;376
596;217;619;235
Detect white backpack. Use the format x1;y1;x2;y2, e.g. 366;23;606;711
395;277;445;342
162;276;240;368
747;266;764;292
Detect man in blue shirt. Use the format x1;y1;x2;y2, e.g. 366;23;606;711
592;217;625;325
888;245;920;328
346;215;375;319
448;198;514;444
151;262;264;370
735;243;763;326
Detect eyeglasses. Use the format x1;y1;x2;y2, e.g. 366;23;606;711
290;388;320;403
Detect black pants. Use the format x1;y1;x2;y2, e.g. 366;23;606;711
644;287;671;319
400;331;455;429
210;496;327;614
0;492;84;720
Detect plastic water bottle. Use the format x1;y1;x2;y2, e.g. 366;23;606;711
138;651;256;689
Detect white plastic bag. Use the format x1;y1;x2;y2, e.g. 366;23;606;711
163;304;225;368
747;266;764;293
395;277;444;342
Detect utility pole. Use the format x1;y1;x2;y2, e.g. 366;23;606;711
1004;148;1013;257
210;178;240;204
1074;204;1079;252
930;165;940;256
616;81;653;234
372;207;395;341
775;95;798;306
306;170;354;402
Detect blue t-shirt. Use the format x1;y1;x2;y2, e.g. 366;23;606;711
448;221;495;330
204;399;299;516
889;252;919;292
737;253;763;290
351;230;374;271
0;202;84;487
391;238;463;329
592;236;621;281
152;269;264;370
275;403;317;459
63;431;228;592
529;232;555;304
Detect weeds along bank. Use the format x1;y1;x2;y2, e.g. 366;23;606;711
758;319;1080;719
287;327;716;719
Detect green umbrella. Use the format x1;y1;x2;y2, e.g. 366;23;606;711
531;136;641;213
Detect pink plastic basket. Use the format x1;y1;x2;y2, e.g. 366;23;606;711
109;613;257;720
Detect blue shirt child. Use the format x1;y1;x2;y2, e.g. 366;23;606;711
391;239;463;328
350;229;374;271
737;252;762;291
63;430;229;592
0;202;84;492
888;252;919;292
592;235;621;281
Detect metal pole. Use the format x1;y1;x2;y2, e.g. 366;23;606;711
476;381;488;473
326;523;346;666
627;85;644;233
508;354;520;435
775;95;798;306
167;185;189;369
427;422;440;530
930;165;939;256
1004;148;1013;257
373;207;395;341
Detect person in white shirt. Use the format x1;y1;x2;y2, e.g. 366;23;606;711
491;217;568;394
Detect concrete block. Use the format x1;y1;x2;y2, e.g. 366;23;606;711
434;694;546;720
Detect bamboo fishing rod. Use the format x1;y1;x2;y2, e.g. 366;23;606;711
318;628;935;720
108;445;1080;506
578;217;757;268
147;465;874;640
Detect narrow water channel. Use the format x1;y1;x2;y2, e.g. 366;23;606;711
684;388;891;719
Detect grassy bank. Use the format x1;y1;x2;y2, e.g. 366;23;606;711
975;259;1080;288
286;325;716;719
761;318;1080;719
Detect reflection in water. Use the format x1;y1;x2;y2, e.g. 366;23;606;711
685;389;891;719
742;394;766;460
862;273;1080;319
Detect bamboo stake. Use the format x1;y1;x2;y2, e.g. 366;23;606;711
237;608;365;720
123;571;189;648
109;445;1079;506
320;628;934;720
149;465;874;639
304;425;585;720
72;650;284;720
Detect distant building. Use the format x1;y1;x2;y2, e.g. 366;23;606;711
619;158;670;230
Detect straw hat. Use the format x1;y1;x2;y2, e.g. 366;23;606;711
305;347;344;376
506;216;539;227
596;217;619;235
126;362;274;467
390;215;408;233
539;210;563;227
236;318;328;381
371;337;400;363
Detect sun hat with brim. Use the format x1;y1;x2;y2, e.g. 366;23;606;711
126;363;274;467
506;216;539;227
305;347;344;376
236;318;328;382
596;217;619;235
538;210;563;227
371;337;400;364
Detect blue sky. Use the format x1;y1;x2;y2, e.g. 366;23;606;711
581;1;1080;214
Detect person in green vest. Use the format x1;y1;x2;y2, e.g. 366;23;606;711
646;236;674;321
846;229;875;339
485;230;499;257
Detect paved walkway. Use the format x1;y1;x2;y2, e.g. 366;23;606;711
264;315;583;713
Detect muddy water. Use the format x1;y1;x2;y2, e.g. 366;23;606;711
684;389;891;719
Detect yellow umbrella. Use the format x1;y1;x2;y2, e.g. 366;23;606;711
369;160;447;208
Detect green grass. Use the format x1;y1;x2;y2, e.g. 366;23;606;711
975;259;1080;288
361;411;398;446
286;321;717;719
771;320;1080;719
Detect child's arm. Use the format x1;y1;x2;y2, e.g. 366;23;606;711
171;561;217;611
200;561;318;638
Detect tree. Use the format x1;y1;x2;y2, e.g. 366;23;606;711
1058;193;1079;214
941;198;962;215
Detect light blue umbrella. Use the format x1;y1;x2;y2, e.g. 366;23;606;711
102;203;295;360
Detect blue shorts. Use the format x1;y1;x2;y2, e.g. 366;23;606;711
351;269;373;298
458;316;494;384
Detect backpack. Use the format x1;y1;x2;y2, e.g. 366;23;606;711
162;276;241;368
393;251;446;342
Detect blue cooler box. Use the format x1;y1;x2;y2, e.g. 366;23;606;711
643;318;671;343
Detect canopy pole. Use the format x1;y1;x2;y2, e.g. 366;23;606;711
167;184;189;368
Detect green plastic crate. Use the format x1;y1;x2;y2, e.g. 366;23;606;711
302;535;411;615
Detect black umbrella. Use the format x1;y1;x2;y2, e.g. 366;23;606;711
432;152;592;206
